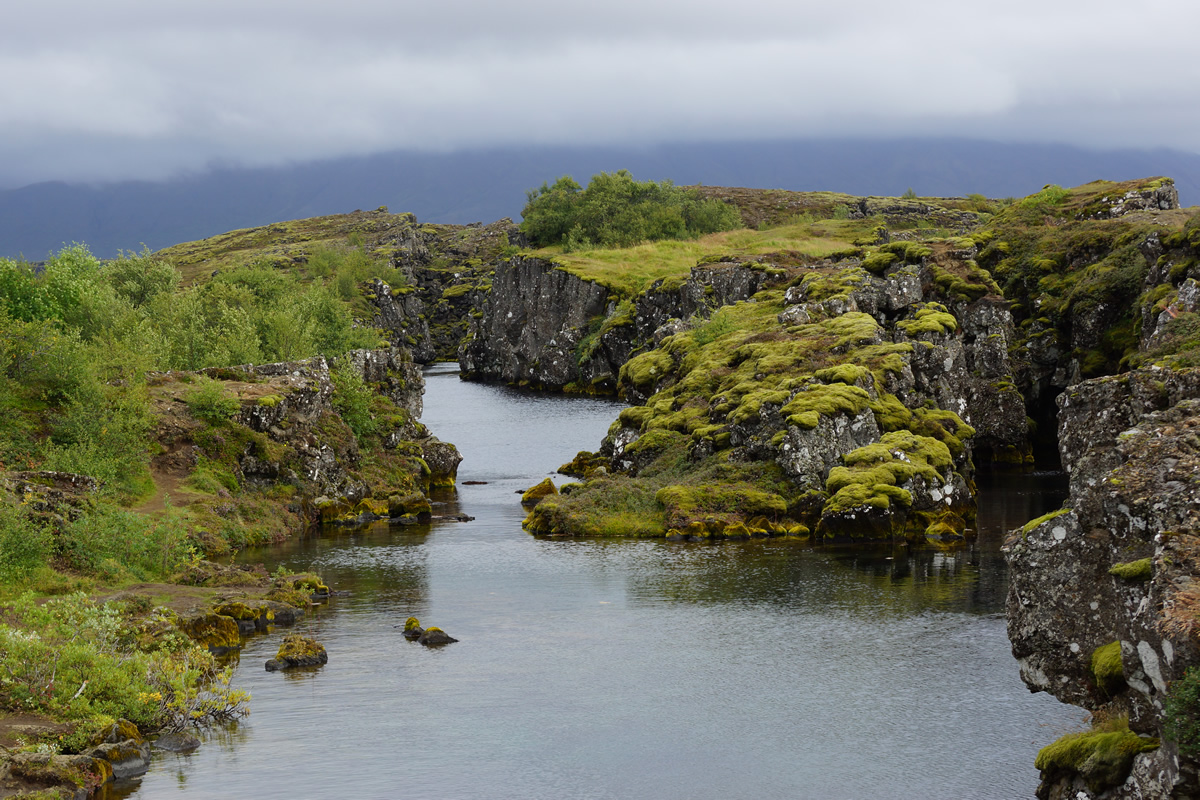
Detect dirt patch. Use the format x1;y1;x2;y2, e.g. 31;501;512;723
0;713;73;750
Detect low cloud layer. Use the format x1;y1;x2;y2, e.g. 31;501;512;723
4;0;1197;187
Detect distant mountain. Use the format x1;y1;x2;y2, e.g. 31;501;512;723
2;138;1199;259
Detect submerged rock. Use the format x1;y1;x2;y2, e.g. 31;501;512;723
154;731;202;753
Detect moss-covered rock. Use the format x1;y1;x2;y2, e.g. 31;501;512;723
265;633;329;671
1091;641;1126;697
521;478;559;507
176;613;241;655
1035;718;1158;795
417;626;458;646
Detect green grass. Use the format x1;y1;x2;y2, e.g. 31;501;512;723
536;217;873;297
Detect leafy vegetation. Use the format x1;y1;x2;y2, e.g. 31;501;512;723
520;170;742;251
1166;666;1200;758
0;594;248;738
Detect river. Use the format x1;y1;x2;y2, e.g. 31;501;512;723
121;363;1084;799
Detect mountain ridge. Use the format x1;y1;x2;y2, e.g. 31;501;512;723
4;138;1200;259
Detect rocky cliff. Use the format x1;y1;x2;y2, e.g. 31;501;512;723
525;236;1029;542
997;179;1200;798
1007;369;1200;798
458;256;773;392
144;347;459;553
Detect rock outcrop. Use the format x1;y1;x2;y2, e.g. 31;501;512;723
459;257;773;393
150;346;459;539
1006;368;1200;798
531;241;1028;542
265;634;329;671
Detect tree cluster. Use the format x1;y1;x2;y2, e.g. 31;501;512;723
520;170;742;251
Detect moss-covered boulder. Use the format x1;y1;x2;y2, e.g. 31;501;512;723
417;626;458;646
290;573;330;599
521;478;559;507
176;612;241;655
213;601;274;634
401;616;424;640
1035;719;1158;795
265;633;328;671
6;752;112;795
88;736;151;780
388;491;433;523
420;439;462;487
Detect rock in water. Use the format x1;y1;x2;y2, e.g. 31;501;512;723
400;616;424;640
521;477;558;506
265;633;328;671
417;627;458;646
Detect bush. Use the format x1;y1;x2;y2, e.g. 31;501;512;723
0;594;248;732
330;359;377;440
185;377;240;423
520;170;742;250
1167;666;1200;758
58;505;190;581
0;505;53;582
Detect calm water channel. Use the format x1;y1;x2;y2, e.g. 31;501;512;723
122;363;1084;799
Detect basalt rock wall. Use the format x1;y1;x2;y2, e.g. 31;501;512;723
458;257;772;392
1006;367;1200;798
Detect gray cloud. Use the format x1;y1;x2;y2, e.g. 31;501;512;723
3;0;1197;186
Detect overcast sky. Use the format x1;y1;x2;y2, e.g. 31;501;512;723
3;0;1198;188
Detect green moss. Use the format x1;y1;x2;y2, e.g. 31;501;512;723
256;394;283;408
655;483;787;530
521;477;558;506
619;349;675;394
862;251;898;274
781;383;872;429
896;303;958;336
441;283;475;299
275;633;327;663
1020;507;1070;536
1091;641;1126;697
1109;558;1152;581
813;364;871;385
1035;718;1158;794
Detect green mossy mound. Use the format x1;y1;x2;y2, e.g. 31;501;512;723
1035;718;1158;794
558;450;610;478
521;478;559;507
265;633;328;671
1091;641;1126;697
175;613;240;654
1109;558;1153;581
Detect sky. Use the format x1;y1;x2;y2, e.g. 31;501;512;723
4;0;1199;189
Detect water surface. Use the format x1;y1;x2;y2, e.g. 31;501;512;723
123;365;1083;799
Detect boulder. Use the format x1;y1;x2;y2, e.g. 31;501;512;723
417;627;458;646
265;634;328;671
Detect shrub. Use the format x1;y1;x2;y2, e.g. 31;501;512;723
520;170;741;250
185;377;241;423
58;506;190;581
0;594;248;732
1166;666;1200;758
0;505;53;582
330;359;377;440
